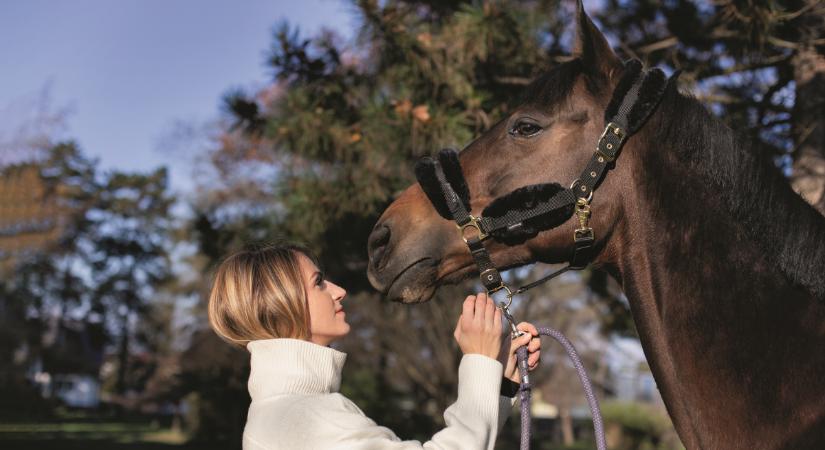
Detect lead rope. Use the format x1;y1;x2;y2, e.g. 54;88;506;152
501;303;606;450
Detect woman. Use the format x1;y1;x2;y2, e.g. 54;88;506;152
208;241;542;449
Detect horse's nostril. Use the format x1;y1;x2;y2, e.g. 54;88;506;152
368;224;391;270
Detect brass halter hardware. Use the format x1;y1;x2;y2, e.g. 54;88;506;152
574;197;594;242
595;122;626;163
457;215;488;243
489;283;515;309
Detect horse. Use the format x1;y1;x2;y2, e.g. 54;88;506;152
365;3;825;449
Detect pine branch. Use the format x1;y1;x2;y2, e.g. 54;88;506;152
492;76;532;85
635;36;679;55
696;54;791;82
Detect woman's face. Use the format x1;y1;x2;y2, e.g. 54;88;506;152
298;253;350;346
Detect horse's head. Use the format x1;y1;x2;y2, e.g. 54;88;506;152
368;4;640;303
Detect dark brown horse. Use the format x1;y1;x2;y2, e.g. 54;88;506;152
366;4;825;449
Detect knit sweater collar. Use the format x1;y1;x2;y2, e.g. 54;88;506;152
246;338;347;399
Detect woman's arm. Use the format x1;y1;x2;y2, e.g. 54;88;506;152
327;294;507;449
305;353;505;450
245;295;542;450
329;298;544;449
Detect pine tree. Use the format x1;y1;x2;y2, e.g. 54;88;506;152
0;141;175;410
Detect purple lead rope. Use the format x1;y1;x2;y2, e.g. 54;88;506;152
515;327;606;450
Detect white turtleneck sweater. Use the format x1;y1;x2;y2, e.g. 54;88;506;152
243;338;514;450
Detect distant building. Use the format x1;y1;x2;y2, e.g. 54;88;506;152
28;319;106;409
33;370;101;409
0;163;68;276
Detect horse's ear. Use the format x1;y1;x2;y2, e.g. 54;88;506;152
572;0;622;83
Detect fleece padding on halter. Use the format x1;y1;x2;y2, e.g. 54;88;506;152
415;157;452;220
603;60;642;125
414;148;471;220
605;60;669;134
437;149;470;210
481;183;575;244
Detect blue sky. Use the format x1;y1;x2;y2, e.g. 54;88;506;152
0;0;354;193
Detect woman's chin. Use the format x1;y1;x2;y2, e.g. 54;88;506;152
334;321;351;339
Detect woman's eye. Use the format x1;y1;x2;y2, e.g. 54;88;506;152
511;121;542;137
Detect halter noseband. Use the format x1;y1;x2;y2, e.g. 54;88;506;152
415;60;671;307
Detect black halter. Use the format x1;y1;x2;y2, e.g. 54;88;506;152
415;60;672;304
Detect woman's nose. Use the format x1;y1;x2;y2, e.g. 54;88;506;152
333;282;347;300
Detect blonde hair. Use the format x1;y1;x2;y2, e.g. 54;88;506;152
207;241;319;347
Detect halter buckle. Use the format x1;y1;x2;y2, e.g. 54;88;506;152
603;122;626;140
457;215;488;243
595;122;626;163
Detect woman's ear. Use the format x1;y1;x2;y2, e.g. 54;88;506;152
572;0;623;85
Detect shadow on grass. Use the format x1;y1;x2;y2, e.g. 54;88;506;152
0;420;235;450
0;440;232;450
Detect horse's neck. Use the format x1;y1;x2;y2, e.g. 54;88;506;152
605;129;825;448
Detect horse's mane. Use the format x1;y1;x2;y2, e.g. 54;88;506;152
522;57;825;299
646;81;825;299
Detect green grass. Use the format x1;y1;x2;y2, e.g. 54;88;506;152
0;422;155;433
0;416;229;450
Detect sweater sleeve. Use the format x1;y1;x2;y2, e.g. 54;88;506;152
422;354;504;450
498;393;518;433
308;354;504;450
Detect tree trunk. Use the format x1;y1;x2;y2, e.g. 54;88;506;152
116;309;129;395
560;406;575;445
791;11;825;214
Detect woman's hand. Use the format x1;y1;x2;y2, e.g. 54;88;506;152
501;322;541;384
453;292;503;360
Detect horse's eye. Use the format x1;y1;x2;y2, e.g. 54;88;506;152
511;121;542;137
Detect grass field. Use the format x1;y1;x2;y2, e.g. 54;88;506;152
0;412;594;450
0;416;232;450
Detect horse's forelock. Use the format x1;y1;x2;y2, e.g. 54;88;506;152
519;59;584;111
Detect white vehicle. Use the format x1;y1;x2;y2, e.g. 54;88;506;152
50;374;100;408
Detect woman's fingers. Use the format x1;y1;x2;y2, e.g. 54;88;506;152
455;292;505;360
528;350;541;369
517;321;539;337
461;295;475;329
527;336;541;352
511;333;531;352
509;330;541;371
473;293;487;324
484;295;496;328
463;295;476;317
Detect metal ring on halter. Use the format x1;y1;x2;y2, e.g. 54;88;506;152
488;283;514;308
569;179;594;203
457;215;488;243
497;299;523;338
